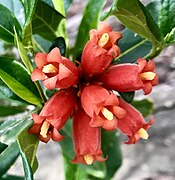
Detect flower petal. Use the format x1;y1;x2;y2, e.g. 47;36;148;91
31;68;46;81
51;128;64;142
47;47;62;63
34;52;47;69
42;75;58;90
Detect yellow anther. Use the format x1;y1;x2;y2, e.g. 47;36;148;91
84;154;94;165
40;120;50;138
101;107;113;121
137;128;149;139
42;64;58;73
140;72;156;81
98;33;109;47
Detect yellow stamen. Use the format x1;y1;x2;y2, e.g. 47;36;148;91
84;154;94;165
101;107;113;121
40;120;50;138
137;128;149;139
140;72;156;81
98;33;109;47
42;64;58;73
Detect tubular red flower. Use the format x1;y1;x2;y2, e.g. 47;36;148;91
117;98;154;144
72;105;106;165
29;88;77;143
31;47;78;90
98;59;158;95
81;85;126;130
99;63;143;92
81;22;122;76
138;58;158;95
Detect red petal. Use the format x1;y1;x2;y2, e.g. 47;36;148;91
42;75;58;90
107;44;120;58
108;31;122;44
100;64;143;92
34;52;47;69
58;63;72;80
47;47;62;63
137;58;147;72
143;82;153;95
143;60;155;72
97;22;112;36
51;128;64;142
32;114;44;124
31;68;46;81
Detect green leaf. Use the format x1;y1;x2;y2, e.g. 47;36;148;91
49;37;66;56
0;99;28;117
33;35;52;53
0;57;42;106
0;142;8;153
101;130;122;179
14;29;34;74
0;142;19;177
159;0;175;36
102;0;164;59
131;99;153;117
0;113;33;145
119;91;135;103
1;174;24;180
0;80;22;101
52;0;65;16
63;0;73;14
0;3;22;43
116;28;152;63
73;0;106;57
22;0;37;49
0;0;25;27
32;1;66;41
17;128;39;178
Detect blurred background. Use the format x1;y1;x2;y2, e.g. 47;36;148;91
1;0;175;179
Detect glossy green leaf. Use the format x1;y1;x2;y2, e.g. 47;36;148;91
0;0;25;27
49;37;66;56
17;128;39;176
0;99;28;117
0;57;42;106
0;113;33;145
131;99;153;117
101;130;122;179
116;28;152;63
146;0;162;22
0;4;22;43
32;1;66;41
0;142;8;153
52;0;65;16
159;0;175;36
0;80;22;101
1;174;24;180
119;91;135;103
33;35;52;53
0;142;19;177
63;0;73;14
14;29;34;74
102;0;164;59
73;0;106;57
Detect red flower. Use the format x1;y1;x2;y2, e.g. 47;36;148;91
29;88;77;143
72;105;106;165
117;98;154;144
31;47;78;90
81;85;126;130
81;22;122;76
138;58;158;94
99;59;158;95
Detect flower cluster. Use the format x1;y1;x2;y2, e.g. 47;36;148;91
29;22;158;165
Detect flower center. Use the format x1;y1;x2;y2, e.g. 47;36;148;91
40;120;50;138
101;107;113;121
140;72;156;81
42;64;58;74
84;154;94;165
98;33;109;48
137;128;149;139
